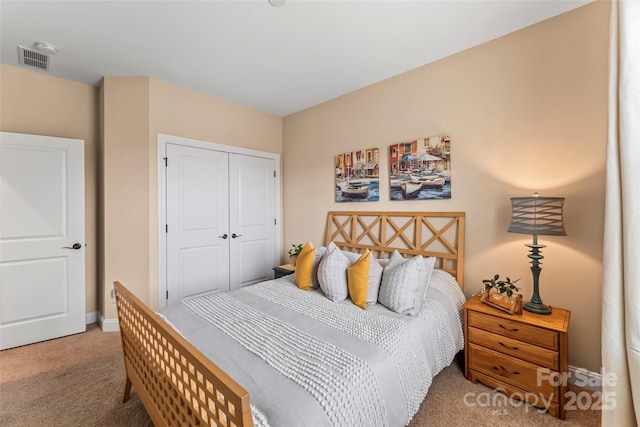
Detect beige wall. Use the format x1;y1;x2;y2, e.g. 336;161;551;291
99;77;283;319
0;64;100;315
282;2;610;372
101;77;150;320
0;70;282;322
1;1;609;373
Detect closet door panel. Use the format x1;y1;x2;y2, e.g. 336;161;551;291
228;154;276;290
166;144;229;305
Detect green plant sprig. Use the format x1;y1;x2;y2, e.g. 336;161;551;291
288;243;304;259
482;274;521;297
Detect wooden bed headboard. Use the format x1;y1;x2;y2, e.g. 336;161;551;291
325;211;465;290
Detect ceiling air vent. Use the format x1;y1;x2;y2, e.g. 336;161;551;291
18;46;51;71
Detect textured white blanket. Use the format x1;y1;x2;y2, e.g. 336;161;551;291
162;271;465;427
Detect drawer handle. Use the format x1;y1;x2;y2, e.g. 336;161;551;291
493;365;520;375
498;324;519;332
498;341;519;351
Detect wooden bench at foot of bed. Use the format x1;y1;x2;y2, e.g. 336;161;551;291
114;281;253;427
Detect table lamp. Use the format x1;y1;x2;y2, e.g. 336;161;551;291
508;192;566;315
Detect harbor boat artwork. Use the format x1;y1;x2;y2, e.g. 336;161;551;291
389;135;451;200
335;148;380;202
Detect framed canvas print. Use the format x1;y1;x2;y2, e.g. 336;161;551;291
335;148;379;202
389;135;451;200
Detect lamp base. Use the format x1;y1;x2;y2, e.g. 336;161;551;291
523;300;552;315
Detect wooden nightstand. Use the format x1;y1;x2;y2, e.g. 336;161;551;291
273;263;295;279
464;294;571;419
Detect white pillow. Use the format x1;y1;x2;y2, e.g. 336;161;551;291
342;250;383;306
378;250;436;315
376;258;390;268
317;243;351;301
309;246;326;289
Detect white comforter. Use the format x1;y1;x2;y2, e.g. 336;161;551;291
160;269;465;427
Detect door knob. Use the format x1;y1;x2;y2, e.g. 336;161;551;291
62;243;82;250
231;233;242;238
218;234;228;239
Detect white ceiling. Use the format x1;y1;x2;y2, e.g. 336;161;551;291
1;1;592;117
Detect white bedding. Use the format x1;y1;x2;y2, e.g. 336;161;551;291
159;269;465;427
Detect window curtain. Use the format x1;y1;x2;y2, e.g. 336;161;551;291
602;0;640;426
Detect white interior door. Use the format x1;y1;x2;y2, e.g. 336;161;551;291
229;154;276;290
166;144;229;306
0;132;85;350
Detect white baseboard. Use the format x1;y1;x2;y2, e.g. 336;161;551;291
99;314;120;332
568;365;602;391
85;311;98;324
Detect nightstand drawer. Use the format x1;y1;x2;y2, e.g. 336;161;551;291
468;311;559;350
468;327;559;370
468;343;558;402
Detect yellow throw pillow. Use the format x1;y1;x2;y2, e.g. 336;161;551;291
347;251;370;309
295;242;315;291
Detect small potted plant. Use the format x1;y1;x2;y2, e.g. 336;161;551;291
483;274;521;299
288;243;304;266
481;274;522;314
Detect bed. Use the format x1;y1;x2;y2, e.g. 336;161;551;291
114;211;465;427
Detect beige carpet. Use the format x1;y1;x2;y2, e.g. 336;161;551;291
0;324;600;426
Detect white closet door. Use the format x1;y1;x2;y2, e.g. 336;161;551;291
229;154;276;290
0;132;85;350
166;144;229;305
